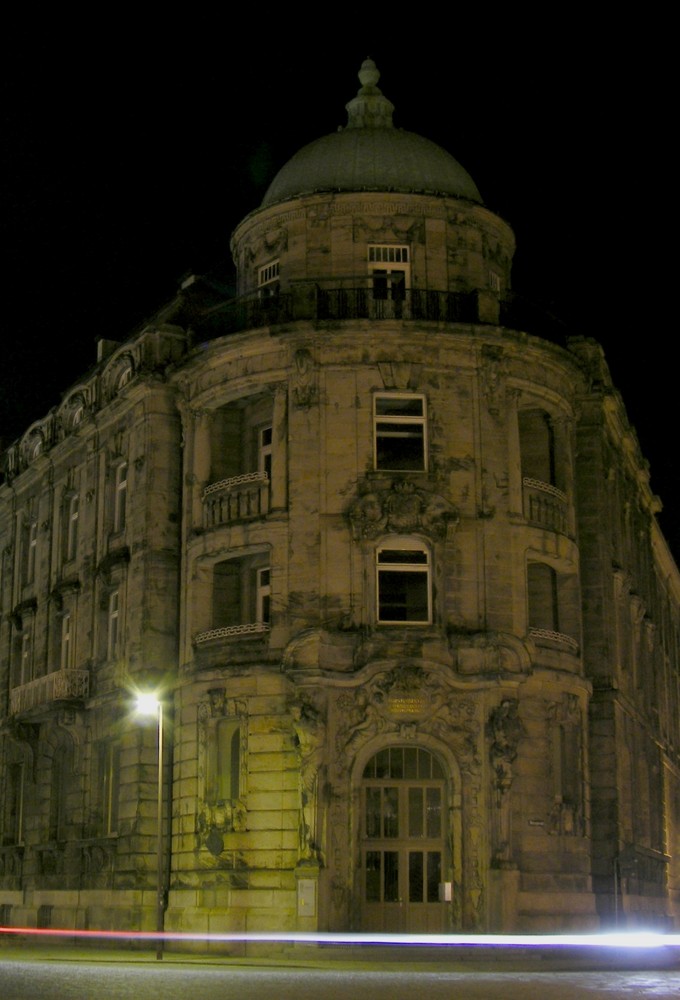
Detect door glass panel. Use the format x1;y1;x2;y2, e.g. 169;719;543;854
365;787;381;838
366;851;381;902
426;787;441;837
384;852;399;902
409;851;424;902
409;787;423;837
427;851;441;903
376;748;389;778
383;787;399;837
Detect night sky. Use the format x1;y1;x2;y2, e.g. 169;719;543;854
2;19;675;553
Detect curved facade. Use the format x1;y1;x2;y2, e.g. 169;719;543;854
1;63;679;938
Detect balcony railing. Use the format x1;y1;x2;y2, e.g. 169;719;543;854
195;286;480;338
194;623;270;644
523;478;568;534
316;287;479;323
529;627;579;653
203;471;270;528
10;668;90;714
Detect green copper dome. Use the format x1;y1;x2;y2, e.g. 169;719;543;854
261;59;483;208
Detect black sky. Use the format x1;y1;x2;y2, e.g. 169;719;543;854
2;18;676;553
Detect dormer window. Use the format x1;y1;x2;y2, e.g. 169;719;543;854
489;270;502;294
368;245;410;302
116;364;133;391
258;260;280;298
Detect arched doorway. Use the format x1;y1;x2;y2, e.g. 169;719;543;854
360;745;448;932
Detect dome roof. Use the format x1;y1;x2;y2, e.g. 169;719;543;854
261;60;482;208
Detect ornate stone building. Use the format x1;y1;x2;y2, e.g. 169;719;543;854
1;61;679;936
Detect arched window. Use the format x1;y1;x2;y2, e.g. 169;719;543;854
207;719;241;804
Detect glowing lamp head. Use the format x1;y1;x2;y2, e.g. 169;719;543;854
136;693;161;716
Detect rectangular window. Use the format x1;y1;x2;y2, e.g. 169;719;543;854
49;746;68;842
377;545;431;624
96;742;120;836
374;394;426;471
107;589;120;659
4;762;25;845
258;425;273;480
113;462;128;534
368;245;409;264
368;245;410;310
489;270;502;294
256;567;271;625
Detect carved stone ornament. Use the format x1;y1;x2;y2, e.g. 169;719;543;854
349;478;457;540
487;698;524;795
334;663;480;774
292;348;316;408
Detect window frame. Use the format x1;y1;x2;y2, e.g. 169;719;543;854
258;259;280;298
4;761;25;845
368;245;410;302
373;393;428;472
207;718;242;806
258;424;273;480
376;538;432;625
96;740;120;837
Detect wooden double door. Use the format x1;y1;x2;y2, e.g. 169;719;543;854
360;746;448;932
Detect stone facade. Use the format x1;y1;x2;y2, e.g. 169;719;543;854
1;62;679;937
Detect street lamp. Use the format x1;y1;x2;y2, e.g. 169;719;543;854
136;693;165;960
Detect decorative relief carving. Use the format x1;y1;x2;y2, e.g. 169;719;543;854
487;698;524;868
334;664;481;774
546;693;584;837
479;344;509;421
292;348;316;408
377;361;421;391
487;698;523;796
448;629;531;675
292;695;327;864
349;478;457;540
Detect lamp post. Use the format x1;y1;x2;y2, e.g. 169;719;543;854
136;693;165;960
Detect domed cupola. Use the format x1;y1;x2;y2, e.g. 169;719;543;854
232;60;513;312
262;59;483;208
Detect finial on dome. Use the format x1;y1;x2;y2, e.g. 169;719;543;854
345;57;394;129
358;57;380;89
